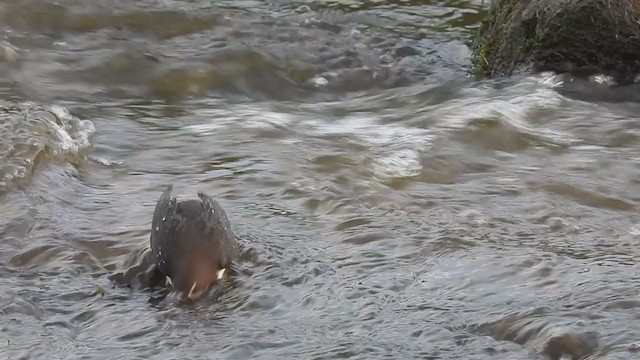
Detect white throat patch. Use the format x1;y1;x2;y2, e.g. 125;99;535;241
216;268;226;280
188;281;198;298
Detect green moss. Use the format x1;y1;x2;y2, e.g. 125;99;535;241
516;36;537;61
476;19;489;38
471;18;494;76
96;285;105;298
473;42;491;76
472;0;640;79
524;37;536;50
471;0;525;76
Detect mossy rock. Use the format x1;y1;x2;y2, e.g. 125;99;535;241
472;0;640;82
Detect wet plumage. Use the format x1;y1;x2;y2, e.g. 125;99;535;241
149;185;237;300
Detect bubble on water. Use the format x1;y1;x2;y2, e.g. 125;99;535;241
371;148;423;179
459;209;481;221
92;157;123;166
546;217;567;231
48;104;72;122
589;74;615;85
312;76;329;86
354;42;367;51
162;217;166;222
458;209;487;226
379;54;393;64
294;5;311;13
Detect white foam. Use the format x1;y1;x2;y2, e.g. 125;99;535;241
426;76;579;148
183;105;294;135
537;71;565;87
46;104;96;155
371;148;423;179
184;102;434;180
312;76;329;86
299;113;434;179
0;102;96;190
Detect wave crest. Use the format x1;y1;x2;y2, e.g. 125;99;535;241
0;101;96;192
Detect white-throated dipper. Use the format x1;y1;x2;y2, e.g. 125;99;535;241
150;185;237;301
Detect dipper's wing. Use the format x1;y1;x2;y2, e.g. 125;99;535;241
150;185;178;275
197;191;229;231
197;191;237;265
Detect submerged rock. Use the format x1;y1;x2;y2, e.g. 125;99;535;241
471;0;640;82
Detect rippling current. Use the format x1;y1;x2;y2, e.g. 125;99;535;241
2;0;640;359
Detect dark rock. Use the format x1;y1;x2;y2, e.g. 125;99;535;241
542;331;599;360
471;0;640;83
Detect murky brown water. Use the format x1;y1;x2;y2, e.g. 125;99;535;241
2;0;640;359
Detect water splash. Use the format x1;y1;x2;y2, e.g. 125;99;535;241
0;101;96;192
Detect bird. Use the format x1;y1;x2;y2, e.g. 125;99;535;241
149;185;237;301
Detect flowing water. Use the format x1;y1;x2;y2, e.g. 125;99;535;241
1;0;640;359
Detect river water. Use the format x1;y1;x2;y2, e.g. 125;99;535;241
1;0;640;359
